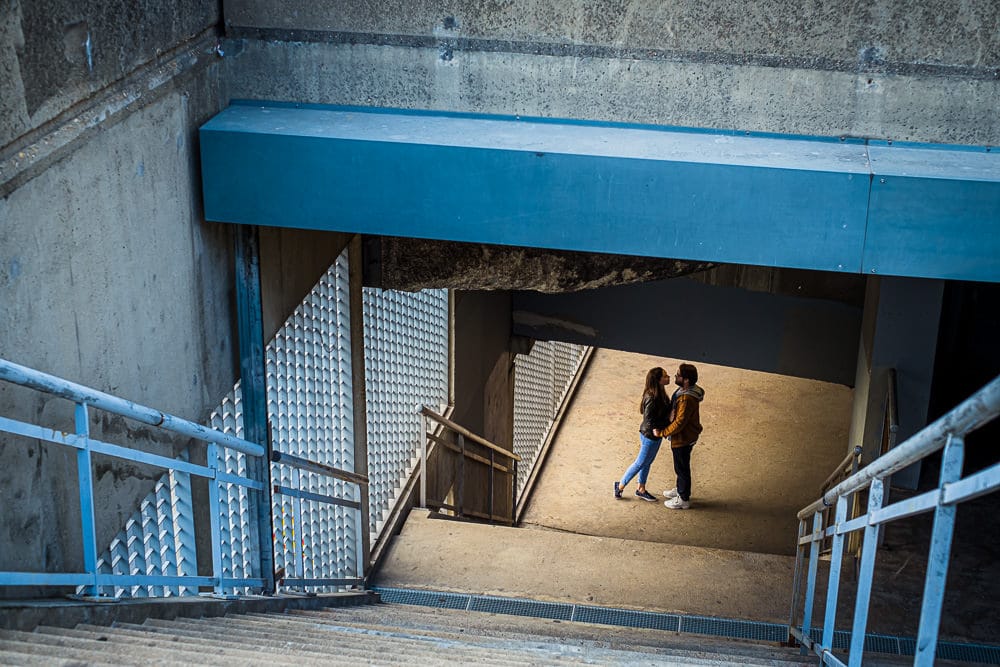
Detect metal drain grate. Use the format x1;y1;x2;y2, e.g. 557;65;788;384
681;614;787;642
574;605;681;631
371;587;1000;663
376;587;471;610
937;641;1000;664
469;595;573;620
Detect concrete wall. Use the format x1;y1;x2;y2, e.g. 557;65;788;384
1;0;220;150
221;0;999;144
852;276;944;488
259;227;350;340
0;1;234;595
443;290;515;517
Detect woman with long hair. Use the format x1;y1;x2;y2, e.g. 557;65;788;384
614;366;671;501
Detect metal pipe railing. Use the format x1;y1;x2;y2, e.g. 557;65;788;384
799;374;1000;519
0;356;267;598
0;358;263;457
789;373;1000;667
269;449;368;590
821;445;864;494
886;368;899;443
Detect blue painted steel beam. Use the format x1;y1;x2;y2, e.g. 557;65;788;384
234;226;276;595
200;101;1000;283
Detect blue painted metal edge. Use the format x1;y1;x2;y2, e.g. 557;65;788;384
201;103;871;275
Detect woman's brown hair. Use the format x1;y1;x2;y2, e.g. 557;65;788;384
638;367;667;413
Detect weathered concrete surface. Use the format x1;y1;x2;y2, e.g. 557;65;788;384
0;0;220;149
378;508;799;623
368;238;713;292
0;590;377;632
225;1;999;73
222;1;1000;145
0;59;233;592
259;227;350;340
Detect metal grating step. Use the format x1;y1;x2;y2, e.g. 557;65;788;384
373;586;1000;663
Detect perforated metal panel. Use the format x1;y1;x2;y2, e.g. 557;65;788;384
363;287;449;537
208;385;255;592
513;341;587;498
265;254;358;592
89;252;448;596
86;451;198;599
205;251;360;594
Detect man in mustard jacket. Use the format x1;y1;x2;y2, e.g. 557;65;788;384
655;363;705;509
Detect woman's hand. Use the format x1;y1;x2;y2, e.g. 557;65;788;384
652;429;661;437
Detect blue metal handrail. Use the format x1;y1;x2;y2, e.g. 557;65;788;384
0;357;267;598
788;374;1000;666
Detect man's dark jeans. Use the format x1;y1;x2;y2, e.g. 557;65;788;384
671;444;694;501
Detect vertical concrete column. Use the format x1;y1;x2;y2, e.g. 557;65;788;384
348;236;372;572
848;276;944;489
451;291;516;517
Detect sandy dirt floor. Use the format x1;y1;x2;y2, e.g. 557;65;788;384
520;348;853;556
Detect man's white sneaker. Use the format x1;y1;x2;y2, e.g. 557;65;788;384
662;488;679;499
664;496;690;510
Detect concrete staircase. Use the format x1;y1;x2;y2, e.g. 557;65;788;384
0;602;817;666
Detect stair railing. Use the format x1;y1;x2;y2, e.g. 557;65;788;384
269;449;368;590
419;407;521;525
817;445;863;561
818;369;900;566
787;373;1000;667
0;358;268;598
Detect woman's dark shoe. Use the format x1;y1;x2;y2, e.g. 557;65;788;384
636;489;657;502
614;481;623;499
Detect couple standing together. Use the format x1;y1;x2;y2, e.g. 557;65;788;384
614;363;704;509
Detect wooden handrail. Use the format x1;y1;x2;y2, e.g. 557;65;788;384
271;450;369;487
427;432;510;473
420;406;521;462
821;445;863;494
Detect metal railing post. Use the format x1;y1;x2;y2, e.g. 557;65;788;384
512;459;518;520
207;443;224;596
800;510;823;654
787;518;807;643
820;494;849;655
291;466;304;590
75;402;99;598
915;433;964;666
420;413;427;509
848;477;884;667
489;448;495;523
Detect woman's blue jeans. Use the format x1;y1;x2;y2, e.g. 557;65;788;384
621;434;662;487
